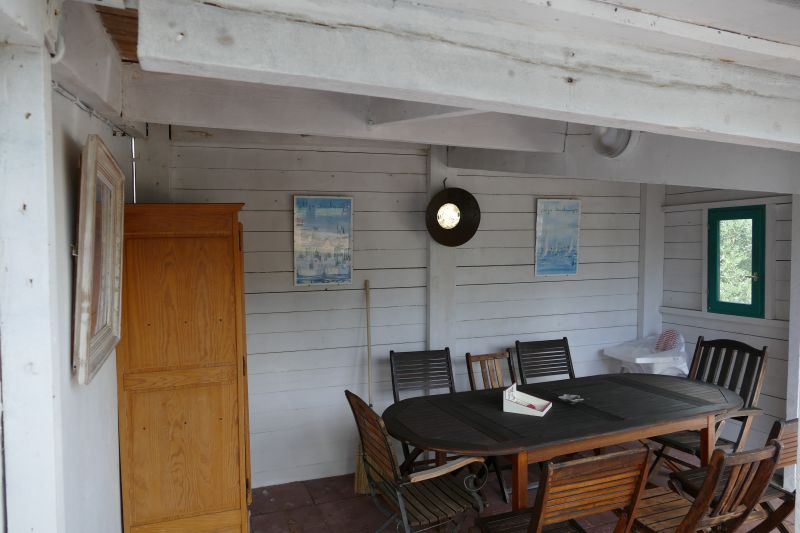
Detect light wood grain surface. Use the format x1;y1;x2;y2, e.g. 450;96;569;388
117;204;250;532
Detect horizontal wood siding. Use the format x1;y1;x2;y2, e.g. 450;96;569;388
663;186;782;207
452;170;641;384
166;134;429;487
663;188;791;318
662;186;792;446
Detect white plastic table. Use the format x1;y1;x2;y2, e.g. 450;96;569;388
603;347;689;375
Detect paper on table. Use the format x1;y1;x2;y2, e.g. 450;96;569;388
503;383;552;417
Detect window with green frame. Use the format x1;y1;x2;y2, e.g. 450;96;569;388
707;205;765;318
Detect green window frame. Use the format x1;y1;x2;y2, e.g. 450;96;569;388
707;205;765;318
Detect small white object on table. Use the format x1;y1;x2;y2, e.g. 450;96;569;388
503;383;552;416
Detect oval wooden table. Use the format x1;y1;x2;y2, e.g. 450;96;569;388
382;373;742;510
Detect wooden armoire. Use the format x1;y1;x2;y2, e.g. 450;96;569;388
117;204;251;533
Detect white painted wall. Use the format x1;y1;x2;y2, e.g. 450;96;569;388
136;128;648;486
447;169;641;385
51;90;131;533
155;129;429;486
661;185;791;446
1;35;128;532
1;42;62;533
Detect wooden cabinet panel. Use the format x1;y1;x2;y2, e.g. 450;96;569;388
118;204;249;533
123;237;237;371
128;380;240;523
124;204;235;237
130;510;242;533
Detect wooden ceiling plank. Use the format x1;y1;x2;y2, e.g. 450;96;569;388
95;6;138;63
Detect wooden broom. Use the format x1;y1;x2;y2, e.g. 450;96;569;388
354;279;373;494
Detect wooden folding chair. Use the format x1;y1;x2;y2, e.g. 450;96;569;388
345;390;485;533
390;348;456;402
477;447;651;533
466;350;516;391
390;348;457;472
671;418;797;533
466;350;517;502
634;442;781;532
752;419;798;533
515;337;575;384
649;337;767;474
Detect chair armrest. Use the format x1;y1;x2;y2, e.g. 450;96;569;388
667;476;697;502
715;407;763;423
406;456;485;483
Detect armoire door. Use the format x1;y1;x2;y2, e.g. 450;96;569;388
117;204;250;533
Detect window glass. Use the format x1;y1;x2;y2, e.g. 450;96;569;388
717;218;752;305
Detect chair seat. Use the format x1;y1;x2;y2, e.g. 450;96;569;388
476;509;585;533
633;487;700;533
633;486;768;533
671;466;792;504
650;430;736;456
382;475;480;529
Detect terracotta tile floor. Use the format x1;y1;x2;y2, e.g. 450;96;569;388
250;452;794;532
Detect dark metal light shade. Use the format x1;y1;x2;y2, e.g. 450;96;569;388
425;187;481;247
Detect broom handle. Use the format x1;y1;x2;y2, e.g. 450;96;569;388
365;279;373;407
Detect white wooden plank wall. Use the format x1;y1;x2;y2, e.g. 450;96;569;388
663;186;782;207
662;185;792;446
450;170;642;386
165;132;429;486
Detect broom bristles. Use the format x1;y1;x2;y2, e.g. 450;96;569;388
354;442;370;494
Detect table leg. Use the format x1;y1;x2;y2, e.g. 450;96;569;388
699;414;715;465
511;451;528;510
435;451;446;466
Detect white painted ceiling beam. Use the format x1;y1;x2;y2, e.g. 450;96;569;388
121;66;566;152
0;1;42;45
602;0;800;48
71;0;138;8
53;2;144;136
53;2;122;118
426;0;800;71
367;99;482;127
448;133;800;194
0;0;60;47
136;0;800;151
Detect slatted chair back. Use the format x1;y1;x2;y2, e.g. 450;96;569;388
767;418;798;470
345;390;400;486
682;442;782;531
465;350;516;390
390;348;455;402
528;448;650;533
689;337;768;409
515;337;575;384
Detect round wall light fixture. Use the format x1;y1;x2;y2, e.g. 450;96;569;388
436;202;461;229
425;185;480;247
592;126;639;158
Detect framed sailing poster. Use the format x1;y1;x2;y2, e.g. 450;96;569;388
535;198;581;276
294;196;353;286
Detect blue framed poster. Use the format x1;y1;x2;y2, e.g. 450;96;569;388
535;198;581;276
294;196;353;286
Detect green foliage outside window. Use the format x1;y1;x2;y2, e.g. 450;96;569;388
718;218;753;305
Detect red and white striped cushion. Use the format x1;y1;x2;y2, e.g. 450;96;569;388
655;329;681;352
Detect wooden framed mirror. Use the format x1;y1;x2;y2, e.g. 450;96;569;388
72;134;125;385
